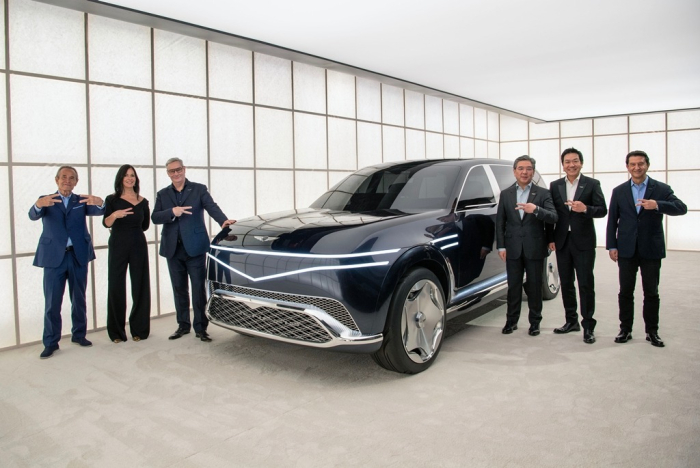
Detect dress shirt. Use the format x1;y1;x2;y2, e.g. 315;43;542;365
516;182;533;219
631;176;648;214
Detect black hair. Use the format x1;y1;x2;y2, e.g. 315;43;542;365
114;164;140;197
561;147;583;164
626;150;650;165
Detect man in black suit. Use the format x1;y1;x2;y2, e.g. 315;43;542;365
606;150;687;347
497;155;558;336
152;158;236;342
546;148;607;344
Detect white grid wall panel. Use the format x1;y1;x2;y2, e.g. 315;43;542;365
382;84;404;126
443;100;459;135
667;109;700;130
500;115;528;142
0;167;10;255
208;43;253;103
295;171;328;209
256;170;294;214
474;108;487;140
487;141;500;159
561;119;592;138
154;94;208;166
0;3;4;69
500;141;529;162
88;15;152;89
406;129;426;160
487;112;500;141
9;0;84;79
382;125;405;162
329;171;352;188
668;214;700;251
460;137;475;159
0;259;15;348
405;90;425;130
594;135;629;173
668;130;700;170
629;113;666;133
356;77;381;122
594;116;628;135
0;82;6;162
426;132;443;159
530;139;561;175
459;104;474;137
668;171;699;211
629;133;666;167
327;117;357;170
254;53;292;109
154;30;206;96
209;101;255;168
294;112;328;169
561;137;593;171
293;62;326;114
10;75;87;163
209;169;255;222
89;85;153;165
475;139;487;158
444;135;459;159
357;122;382;168
425;95;443;133
254;107;293;168
529;121;559;140
327;70;355;118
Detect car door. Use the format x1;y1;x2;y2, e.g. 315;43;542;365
453;165;499;289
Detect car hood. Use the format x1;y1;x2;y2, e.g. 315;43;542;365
212;207;444;255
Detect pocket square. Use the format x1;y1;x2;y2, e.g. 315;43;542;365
72;205;84;210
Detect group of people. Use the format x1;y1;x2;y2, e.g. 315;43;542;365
30;149;687;360
497;149;687;347
30;158;235;359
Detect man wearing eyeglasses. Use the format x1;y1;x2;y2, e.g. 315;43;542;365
152;158;236;342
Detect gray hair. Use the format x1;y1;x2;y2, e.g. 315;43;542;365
165;157;184;167
55;165;79;180
513;155;536;170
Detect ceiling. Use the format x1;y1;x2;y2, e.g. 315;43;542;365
62;0;700;121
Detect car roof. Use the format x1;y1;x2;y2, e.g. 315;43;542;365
360;158;510;173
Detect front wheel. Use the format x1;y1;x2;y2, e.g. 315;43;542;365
372;268;446;374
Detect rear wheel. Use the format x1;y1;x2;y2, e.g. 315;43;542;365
372;268;446;374
542;253;560;300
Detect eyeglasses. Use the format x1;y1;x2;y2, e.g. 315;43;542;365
167;166;184;175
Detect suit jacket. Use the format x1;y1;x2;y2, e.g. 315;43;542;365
152;179;228;258
546;174;608;250
606;177;686;259
496;184;558;260
28;192;104;268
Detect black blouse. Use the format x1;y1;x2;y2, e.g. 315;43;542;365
103;194;150;233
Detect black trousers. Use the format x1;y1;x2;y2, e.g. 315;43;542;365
167;242;208;333
618;251;661;333
107;232;151;341
556;233;597;330
506;255;544;326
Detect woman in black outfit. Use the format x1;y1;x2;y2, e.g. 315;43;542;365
103;165;151;343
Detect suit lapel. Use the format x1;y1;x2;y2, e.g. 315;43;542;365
557;180;567;204
180;186;194;206
623;180;636;213
640;177;656;215
167;185;178;207
574;175;586;201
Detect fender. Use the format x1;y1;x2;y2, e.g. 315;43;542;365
369;244;451;335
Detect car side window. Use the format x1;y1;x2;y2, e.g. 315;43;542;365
457;166;495;210
490;164;516;192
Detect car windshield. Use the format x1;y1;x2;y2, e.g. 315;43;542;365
310;161;461;212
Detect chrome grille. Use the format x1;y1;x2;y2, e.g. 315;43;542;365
209;281;359;331
207;295;332;343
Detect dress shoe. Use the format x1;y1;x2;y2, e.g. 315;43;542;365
169;327;190;340
71;337;93;347
133;336;141;342
196;330;212;342
528;326;540;336
553;322;581;334
113;339;123;344
502;323;518;334
646;333;665;348
40;345;59;359
614;330;632;343
583;329;596;344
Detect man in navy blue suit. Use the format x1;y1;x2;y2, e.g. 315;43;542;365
606;150;687;347
152;158;236;342
29;166;105;359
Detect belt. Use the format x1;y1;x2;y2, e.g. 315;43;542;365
66;246;74;252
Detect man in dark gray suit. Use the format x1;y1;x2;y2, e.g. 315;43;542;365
152;158;236;342
546;148;607;344
497;155;558;336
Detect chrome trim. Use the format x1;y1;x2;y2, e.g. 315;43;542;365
207;291;383;348
430;234;458;244
208;253;389;282
211;244;400;258
447;272;508;313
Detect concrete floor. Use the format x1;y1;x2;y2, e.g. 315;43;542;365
1;249;698;468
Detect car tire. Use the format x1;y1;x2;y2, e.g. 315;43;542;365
371;268;446;374
542;253;560;300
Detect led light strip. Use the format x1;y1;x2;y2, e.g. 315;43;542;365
210;245;400;259
440;242;459;250
208;253;390;282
